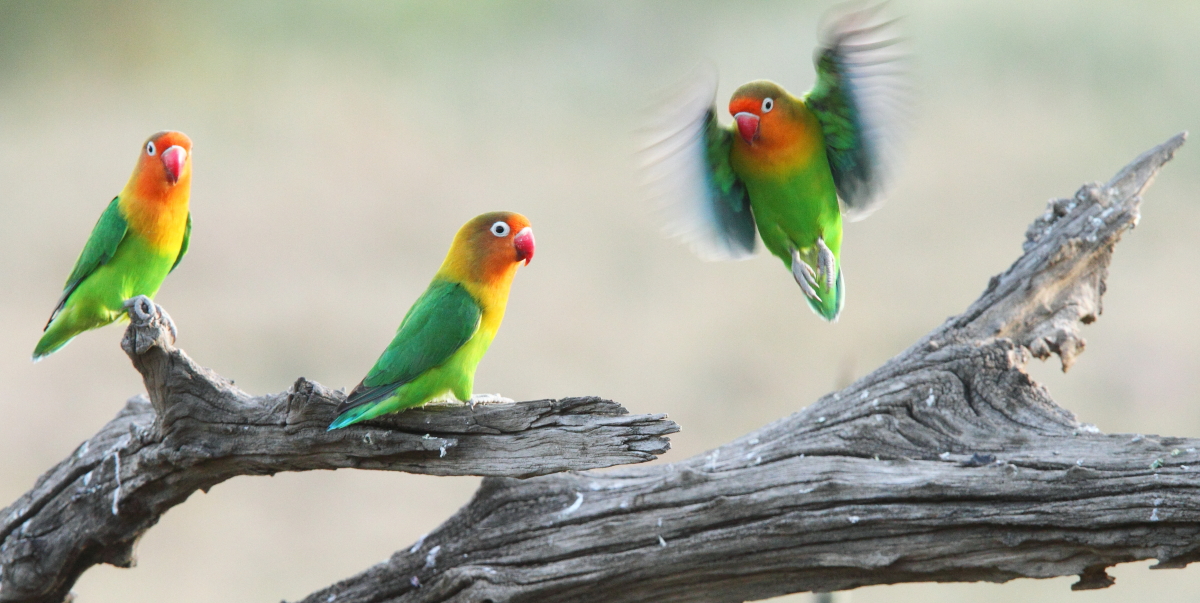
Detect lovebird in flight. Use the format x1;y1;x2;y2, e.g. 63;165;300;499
643;5;907;321
329;212;536;430
34;131;193;360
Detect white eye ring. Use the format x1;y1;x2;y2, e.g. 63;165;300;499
490;221;511;237
146;141;157;156
761;98;774;113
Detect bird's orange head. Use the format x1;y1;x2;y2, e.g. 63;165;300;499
130;131;193;200
439;211;535;286
728;81;800;152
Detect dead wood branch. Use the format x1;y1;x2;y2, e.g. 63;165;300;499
290;133;1193;603
0;306;678;603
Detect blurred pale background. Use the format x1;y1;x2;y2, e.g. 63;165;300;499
2;1;1199;601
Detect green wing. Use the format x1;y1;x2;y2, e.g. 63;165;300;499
701;112;757;255
170;212;191;273
338;279;482;414
48;197;129;325
641;66;757;261
804;6;906;221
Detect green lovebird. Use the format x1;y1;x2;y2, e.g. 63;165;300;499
642;6;907;321
329;212;536;430
34;131;193;360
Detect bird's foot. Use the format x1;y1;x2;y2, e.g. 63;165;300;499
790;248;822;302
816;237;837;289
468;393;515;408
123;295;178;343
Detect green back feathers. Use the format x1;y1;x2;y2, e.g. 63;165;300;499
46;197;191;328
47;198;128;327
336;279;482;418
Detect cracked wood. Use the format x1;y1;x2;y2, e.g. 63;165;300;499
292;134;1195;603
0;311;678;603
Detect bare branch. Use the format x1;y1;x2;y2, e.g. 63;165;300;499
290;133;1193;603
0;309;678;603
1;133;1188;603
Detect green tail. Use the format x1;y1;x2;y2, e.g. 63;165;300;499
328;404;376;430
805;268;845;322
328;395;407;430
33;309;103;361
32;327;73;362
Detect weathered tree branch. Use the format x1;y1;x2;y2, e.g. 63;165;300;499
1;134;1189;603
0;306;678;602
289;133;1195;603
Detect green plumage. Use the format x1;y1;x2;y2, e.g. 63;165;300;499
728;119;846;321
34;198;190;360
701;110;757;254
806;41;885;208
329;279;485;430
645;6;902;322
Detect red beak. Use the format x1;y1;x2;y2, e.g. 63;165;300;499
513;226;535;266
161;145;187;185
734;112;760;144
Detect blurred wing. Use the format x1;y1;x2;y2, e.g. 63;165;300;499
639;66;757;261
804;4;909;222
169;212;191;273
338;279;482;414
47;197;129;327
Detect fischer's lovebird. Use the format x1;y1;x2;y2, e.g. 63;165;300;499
329;212;536;430
642;6;907;321
34;131;193;360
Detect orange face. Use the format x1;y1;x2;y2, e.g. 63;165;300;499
727;81;795;151
132;131;193;199
446;211;535;284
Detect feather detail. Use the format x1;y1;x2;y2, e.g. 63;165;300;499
639;65;758;262
806;3;910;221
118;183;190;254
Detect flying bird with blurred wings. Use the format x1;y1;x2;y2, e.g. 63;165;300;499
329;212;535;430
34;131;193;360
642;5;908;321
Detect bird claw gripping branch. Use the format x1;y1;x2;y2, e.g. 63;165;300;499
123;295;178;344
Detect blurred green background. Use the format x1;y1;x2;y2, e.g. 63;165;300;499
2;1;1199;601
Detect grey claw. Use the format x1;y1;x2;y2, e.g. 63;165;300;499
157;305;179;343
816;237;836;289
122;296;177;342
790;248;822;302
123;295;156;326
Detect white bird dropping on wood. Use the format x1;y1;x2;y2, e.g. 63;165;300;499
561;492;584;516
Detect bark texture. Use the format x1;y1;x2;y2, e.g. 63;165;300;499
291;134;1194;603
0;133;1190;603
0;306;678;603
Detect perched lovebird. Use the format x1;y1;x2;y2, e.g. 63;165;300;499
642;6;906;321
34;131;193;360
329;212;536;430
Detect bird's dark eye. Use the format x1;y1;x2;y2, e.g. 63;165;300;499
490;221;511;237
761;98;774;113
146;141;157;156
